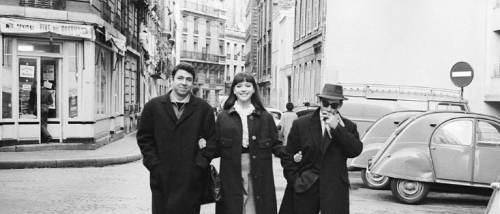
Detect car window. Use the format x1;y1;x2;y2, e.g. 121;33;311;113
270;112;281;120
432;120;473;146
436;103;466;111
476;120;500;147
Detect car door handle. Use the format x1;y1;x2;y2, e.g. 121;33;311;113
430;147;436;150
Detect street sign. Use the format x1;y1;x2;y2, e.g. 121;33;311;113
450;62;474;88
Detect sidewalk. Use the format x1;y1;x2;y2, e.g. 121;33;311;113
0;132;142;169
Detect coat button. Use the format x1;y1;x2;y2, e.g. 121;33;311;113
249;116;254;120
266;142;270;146
256;196;260;199
252;156;256;159
252;136;256;140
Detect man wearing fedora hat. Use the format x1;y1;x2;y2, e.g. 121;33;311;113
279;83;363;214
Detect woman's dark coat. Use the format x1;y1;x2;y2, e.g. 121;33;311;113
203;107;284;214
137;92;216;214
280;108;363;214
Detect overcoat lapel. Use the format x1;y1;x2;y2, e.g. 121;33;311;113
177;94;197;125
309;110;323;151
161;92;178;124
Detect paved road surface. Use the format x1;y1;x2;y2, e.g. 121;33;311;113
0;158;489;214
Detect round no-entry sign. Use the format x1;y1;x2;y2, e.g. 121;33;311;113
450;62;474;88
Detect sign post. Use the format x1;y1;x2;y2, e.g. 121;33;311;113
450;62;474;100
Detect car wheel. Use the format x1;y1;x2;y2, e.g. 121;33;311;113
361;169;390;190
390;179;430;204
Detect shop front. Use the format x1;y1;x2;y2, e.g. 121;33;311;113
0;18;127;147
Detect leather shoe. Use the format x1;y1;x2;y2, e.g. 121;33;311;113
44;136;52;143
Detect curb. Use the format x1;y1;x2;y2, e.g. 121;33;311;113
0;154;143;169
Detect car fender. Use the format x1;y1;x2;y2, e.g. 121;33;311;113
370;148;434;182
349;142;385;169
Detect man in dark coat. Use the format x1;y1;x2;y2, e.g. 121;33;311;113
137;62;216;214
280;83;363;214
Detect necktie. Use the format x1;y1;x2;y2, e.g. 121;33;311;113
177;102;184;110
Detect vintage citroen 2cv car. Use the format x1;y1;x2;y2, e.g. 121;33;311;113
348;110;423;189
368;111;500;204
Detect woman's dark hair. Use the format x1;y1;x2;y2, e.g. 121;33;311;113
172;62;196;80
223;72;265;111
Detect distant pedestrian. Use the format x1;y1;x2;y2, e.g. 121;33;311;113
40;82;53;143
199;72;286;214
279;102;298;146
136;62;216;214
280;83;363;214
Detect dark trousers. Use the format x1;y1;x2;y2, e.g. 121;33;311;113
150;167;202;214
293;180;320;214
41;107;51;142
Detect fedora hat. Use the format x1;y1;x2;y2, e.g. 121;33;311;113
316;83;348;100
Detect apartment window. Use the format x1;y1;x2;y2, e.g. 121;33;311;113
242;45;245;54
182;35;187;51
234;65;237;76
205;70;210;83
313;0;319;30
183;15;187;32
219;42;224;55
194;41;198;52
295;0;301;40
307;0;312;33
234;44;238;60
301;0;306;37
226;42;230;58
219;22;224;37
206;20;211;36
241;66;244;73
194;17;199;34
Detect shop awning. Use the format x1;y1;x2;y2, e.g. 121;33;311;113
0;18;94;40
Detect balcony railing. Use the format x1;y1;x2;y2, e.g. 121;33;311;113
102;1;112;23
226;76;231;81
215;78;223;84
242;54;246;61
181;50;221;63
227;54;231;59
19;0;66;10
219;55;226;63
205;78;211;83
181;1;222;17
234;54;238;60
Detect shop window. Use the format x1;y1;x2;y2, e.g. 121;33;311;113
18;58;37;119
2;38;13;119
41;58;59;119
95;46;112;117
68;42;79;119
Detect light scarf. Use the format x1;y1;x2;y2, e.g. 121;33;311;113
234;101;255;148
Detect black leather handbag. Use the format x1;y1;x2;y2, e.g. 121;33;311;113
201;164;222;204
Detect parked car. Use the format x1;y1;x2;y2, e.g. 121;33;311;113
348;110;423;189
293;105;319;118
341;83;470;134
266;107;283;128
368;111;500;204
486;176;500;214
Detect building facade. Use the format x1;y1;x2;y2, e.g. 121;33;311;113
245;0;258;80
290;0;324;106
0;0;169;147
271;7;294;110
175;0;227;108
224;28;246;95
322;0;500;118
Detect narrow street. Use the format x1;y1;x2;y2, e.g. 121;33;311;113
0;158;489;214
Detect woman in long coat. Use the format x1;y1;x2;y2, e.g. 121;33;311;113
201;72;285;214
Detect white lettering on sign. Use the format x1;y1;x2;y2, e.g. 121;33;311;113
451;71;472;77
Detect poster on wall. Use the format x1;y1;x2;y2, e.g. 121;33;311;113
49;90;56;109
69;95;78;118
20;65;35;78
43;65;55;80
